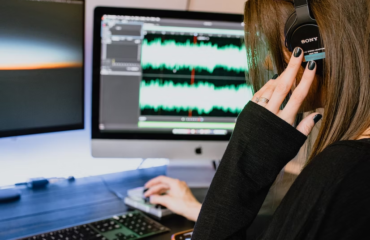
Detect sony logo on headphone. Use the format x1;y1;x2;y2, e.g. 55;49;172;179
301;37;318;44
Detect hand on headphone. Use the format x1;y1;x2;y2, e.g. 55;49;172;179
252;47;322;136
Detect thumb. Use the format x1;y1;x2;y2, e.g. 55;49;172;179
296;113;322;136
150;195;171;208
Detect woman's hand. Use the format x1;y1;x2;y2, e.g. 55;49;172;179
252;48;322;136
144;176;201;222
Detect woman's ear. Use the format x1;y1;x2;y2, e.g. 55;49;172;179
263;55;273;71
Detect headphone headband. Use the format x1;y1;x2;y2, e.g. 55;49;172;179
293;0;316;29
294;0;309;8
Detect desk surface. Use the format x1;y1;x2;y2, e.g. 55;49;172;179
0;166;209;240
0;166;275;240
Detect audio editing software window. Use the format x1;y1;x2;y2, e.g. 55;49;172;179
99;15;253;135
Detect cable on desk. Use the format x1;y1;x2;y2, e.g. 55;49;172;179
136;158;146;170
13;177;75;189
100;177;124;200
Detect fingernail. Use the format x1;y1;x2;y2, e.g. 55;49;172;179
272;74;279;80
293;47;302;58
308;61;316;70
313;114;322;124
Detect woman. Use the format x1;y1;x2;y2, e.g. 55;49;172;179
189;0;370;239
146;0;370;238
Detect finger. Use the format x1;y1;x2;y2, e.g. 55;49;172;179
251;95;259;103
145;176;178;188
150;195;171;208
266;48;304;113
280;47;304;82
279;61;317;123
144;183;169;197
257;85;276;107
252;77;278;103
296;113;322;136
252;84;270;103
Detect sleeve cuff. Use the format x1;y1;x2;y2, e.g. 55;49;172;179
233;101;307;169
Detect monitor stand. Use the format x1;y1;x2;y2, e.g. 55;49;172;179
166;159;217;188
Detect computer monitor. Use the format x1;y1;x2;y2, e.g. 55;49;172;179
92;7;253;160
0;0;84;138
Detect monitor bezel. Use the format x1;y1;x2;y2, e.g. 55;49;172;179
92;7;245;141
0;0;85;138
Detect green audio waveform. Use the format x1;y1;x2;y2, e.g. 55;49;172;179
141;39;248;73
139;80;253;114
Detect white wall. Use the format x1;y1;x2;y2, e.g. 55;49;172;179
189;0;245;14
0;0;245;187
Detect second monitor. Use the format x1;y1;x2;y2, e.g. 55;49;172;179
92;7;253;160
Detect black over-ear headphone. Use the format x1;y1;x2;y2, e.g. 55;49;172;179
284;0;325;74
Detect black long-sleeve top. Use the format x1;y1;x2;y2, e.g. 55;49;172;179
192;101;370;240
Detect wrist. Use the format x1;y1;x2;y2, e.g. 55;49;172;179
183;201;202;222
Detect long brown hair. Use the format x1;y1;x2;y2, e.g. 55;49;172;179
244;0;370;163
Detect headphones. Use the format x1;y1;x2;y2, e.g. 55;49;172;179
284;0;325;74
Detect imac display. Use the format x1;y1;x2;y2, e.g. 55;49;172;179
92;8;253;159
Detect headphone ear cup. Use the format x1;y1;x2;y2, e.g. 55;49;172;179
284;12;297;42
